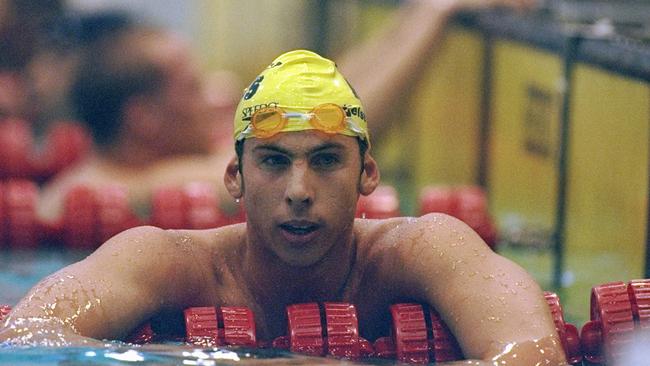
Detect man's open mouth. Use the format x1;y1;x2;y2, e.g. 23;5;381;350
279;222;319;235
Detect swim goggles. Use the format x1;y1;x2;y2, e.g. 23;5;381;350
237;103;366;141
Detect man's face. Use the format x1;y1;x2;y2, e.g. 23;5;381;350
240;131;365;267
151;35;216;154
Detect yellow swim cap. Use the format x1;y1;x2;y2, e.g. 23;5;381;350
234;50;369;144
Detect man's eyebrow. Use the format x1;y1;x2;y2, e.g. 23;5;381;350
252;142;346;156
309;142;346;154
252;144;291;155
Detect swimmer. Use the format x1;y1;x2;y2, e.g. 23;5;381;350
1;50;566;365
37;25;241;220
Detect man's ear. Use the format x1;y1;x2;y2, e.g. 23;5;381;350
359;154;380;196
224;156;243;198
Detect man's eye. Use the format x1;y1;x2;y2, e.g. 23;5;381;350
312;154;340;168
261;155;290;167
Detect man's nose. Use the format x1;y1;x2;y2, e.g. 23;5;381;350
285;162;314;208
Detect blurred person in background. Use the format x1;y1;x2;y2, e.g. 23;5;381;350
25;10;134;134
37;24;242;221
0;0;66;119
37;0;534;222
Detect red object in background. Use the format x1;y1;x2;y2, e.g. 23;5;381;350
390;304;430;364
0;182;5;246
418;185;498;249
184;306;221;346
0;180;41;248
544;292;582;365
324;302;362;359
0;119;91;181
0;118;34;179
150;186;186;229
418;186;457;216
95;185;141;243
184;306;257;347
0;305;11;322
34;121;91;180
373;303;463;364
428;308;464;362
183;182;223;229
581;279;650;365
356;185;400;219
151;182;224;230
286;303;324;356
61;185;96;248
60;185;141;249
220;306;257;346
274;302;371;360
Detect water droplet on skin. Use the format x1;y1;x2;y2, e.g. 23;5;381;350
483;274;495;280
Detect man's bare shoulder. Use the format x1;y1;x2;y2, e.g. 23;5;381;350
160;223;247;260
353;214;492;280
355;213;479;253
93;223;246;266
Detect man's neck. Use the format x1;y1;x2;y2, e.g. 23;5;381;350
241;231;358;308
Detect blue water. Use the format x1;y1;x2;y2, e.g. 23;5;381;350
0;249;89;306
0;344;385;365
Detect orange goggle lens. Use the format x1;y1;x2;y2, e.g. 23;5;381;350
250;103;346;139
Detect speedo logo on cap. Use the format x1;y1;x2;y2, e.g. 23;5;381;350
241;102;280;122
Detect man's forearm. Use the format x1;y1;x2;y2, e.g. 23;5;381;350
1;316;105;347
339;1;455;141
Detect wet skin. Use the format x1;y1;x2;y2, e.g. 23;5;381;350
1;131;567;364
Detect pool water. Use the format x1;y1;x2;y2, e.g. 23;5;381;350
0;344;389;365
0;249;90;306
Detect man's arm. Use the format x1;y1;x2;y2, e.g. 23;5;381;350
0;226;212;346
339;0;536;141
392;213;567;364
